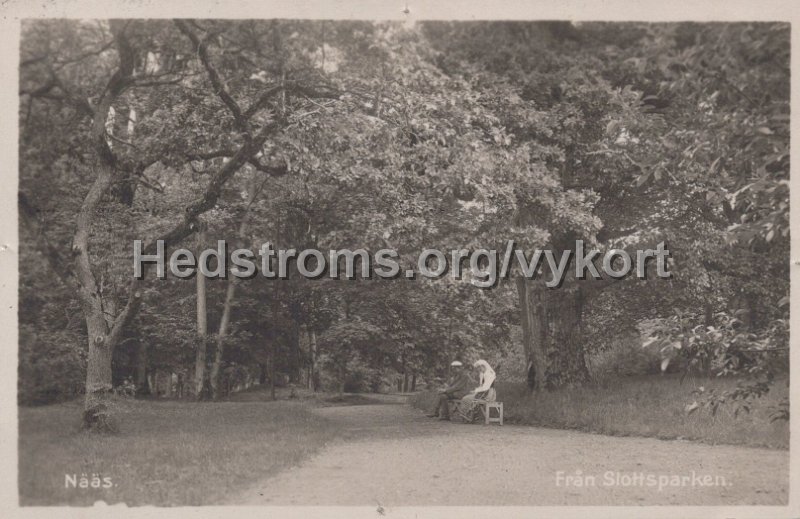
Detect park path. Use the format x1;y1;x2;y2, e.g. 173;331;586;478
235;401;788;506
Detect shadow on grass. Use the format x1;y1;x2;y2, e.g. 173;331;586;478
226;385;409;405
317;394;394;406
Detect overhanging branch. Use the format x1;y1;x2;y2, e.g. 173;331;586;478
175;19;246;130
109;120;283;339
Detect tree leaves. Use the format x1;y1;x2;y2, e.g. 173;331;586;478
18;20;790;402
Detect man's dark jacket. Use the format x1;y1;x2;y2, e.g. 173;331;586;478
442;371;472;399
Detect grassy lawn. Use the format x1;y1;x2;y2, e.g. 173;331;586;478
19;377;788;506
411;375;789;449
19;397;344;506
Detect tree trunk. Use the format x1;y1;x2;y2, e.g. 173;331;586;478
209;174;257;399
411;373;417;392
195;228;208;400
309;330;318;391
195;339;207;399
400;352;408;393
519;278;590;390
288;325;301;383
83;315;116;431
74;21;136;431
210;279;237;400
516;277;536;391
135;341;149;396
339;362;346;396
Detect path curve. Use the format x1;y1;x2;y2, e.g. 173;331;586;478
235;403;787;506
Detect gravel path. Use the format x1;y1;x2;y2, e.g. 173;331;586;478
235;403;788;506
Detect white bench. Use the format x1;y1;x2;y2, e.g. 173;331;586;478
447;400;503;425
447;400;504;425
478;400;504;425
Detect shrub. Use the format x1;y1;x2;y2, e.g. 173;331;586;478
587;335;683;380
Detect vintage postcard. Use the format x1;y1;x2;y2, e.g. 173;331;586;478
2;1;797;518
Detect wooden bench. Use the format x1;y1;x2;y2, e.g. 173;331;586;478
478;400;504;425
447;400;504;425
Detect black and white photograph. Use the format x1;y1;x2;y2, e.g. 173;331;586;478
3;0;797;516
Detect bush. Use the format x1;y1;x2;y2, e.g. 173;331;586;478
587;335;684;380
317;354;382;393
586;336;685;380
343;360;385;393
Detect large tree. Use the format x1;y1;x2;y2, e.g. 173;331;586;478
420;21;789;390
20;19;339;428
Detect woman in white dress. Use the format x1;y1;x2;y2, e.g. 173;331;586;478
457;359;497;423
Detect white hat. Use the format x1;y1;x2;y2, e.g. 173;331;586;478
450;361;463;367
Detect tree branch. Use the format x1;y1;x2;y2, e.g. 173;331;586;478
242;84;283;120
109;120;283;339
52;39;115;71
22;71;94;118
186;148;288;176
175;19;246;130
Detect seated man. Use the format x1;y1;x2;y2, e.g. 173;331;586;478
426;361;472;420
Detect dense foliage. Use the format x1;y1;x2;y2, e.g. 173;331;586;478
19;21;788;424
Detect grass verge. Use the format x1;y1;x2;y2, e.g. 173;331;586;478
19;397;343;506
410;375;788;449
